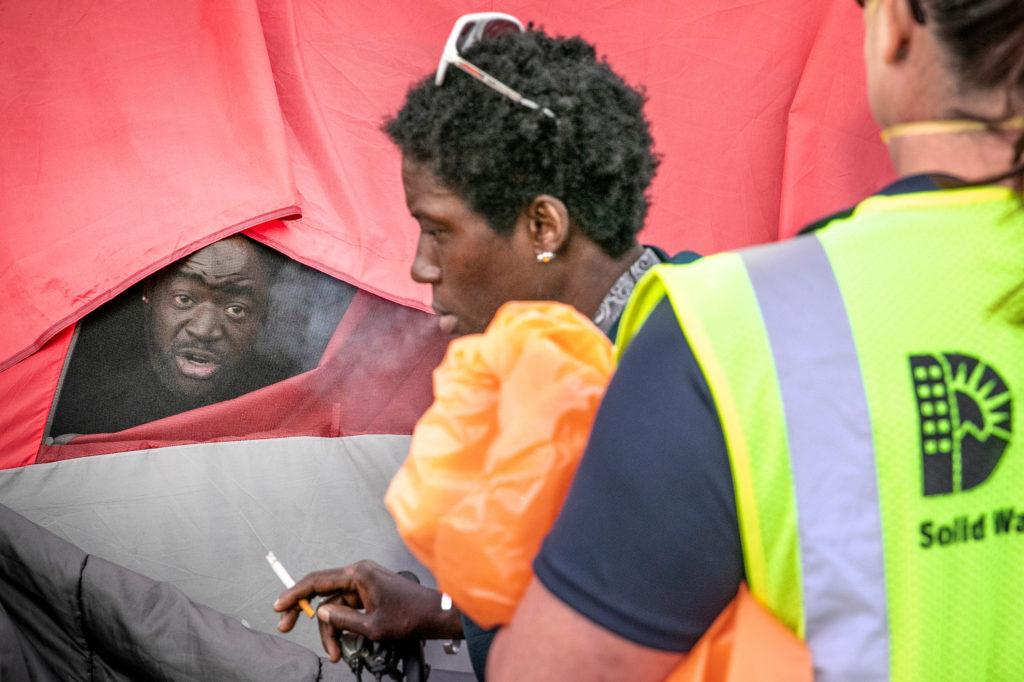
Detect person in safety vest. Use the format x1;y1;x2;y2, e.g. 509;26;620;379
273;14;698;678
489;0;1024;679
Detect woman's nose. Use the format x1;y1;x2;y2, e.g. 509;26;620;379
410;238;441;284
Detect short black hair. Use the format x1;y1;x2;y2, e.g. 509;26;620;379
385;28;659;258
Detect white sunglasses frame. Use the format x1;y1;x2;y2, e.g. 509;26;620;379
434;12;556;119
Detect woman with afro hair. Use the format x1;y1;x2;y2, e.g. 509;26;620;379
275;19;698;680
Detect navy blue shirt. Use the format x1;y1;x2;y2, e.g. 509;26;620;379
533;298;741;651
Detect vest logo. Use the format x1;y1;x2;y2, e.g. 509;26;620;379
910;354;1012;496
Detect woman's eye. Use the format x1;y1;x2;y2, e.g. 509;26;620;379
173;294;193;307
420;223;445;239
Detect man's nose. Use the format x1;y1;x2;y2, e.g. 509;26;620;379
410;237;441;284
185;303;225;341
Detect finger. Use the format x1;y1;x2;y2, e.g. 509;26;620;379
318;602;377;640
339;590;363;609
311;590;359;616
318;614;342;663
275;581;316;611
275;567;359;611
277;608;300;633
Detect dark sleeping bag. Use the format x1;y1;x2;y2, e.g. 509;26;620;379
0;504;347;681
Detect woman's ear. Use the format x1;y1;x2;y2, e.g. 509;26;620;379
875;0;918;65
525;195;571;257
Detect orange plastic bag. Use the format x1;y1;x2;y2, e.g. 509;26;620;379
667;584;811;682
385;301;615;628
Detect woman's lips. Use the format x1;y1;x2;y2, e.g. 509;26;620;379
432;304;459;335
437;313;459;335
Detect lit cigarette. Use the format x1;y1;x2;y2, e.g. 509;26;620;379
266;551;316;618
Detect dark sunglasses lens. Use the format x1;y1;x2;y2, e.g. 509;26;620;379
481;19;520;39
455;23;476;52
456;18;521;52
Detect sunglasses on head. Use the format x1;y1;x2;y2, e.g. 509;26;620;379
435;12;557;119
855;0;927;24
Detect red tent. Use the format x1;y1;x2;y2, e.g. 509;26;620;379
0;0;893;672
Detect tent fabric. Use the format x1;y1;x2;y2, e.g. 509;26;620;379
0;0;893;377
249;0;894;278
0;435;475;677
0;502;350;681
0;2;299;374
0;327;73;470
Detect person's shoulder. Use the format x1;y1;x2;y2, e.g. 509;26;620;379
247;352;299;387
645;244;701;265
50;361;157;436
798;207;856;235
799;174;959;235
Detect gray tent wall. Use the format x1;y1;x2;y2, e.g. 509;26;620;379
0;436;474;680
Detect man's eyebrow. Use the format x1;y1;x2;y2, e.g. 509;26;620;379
217;281;259;299
169;270;212;287
170;271;258;296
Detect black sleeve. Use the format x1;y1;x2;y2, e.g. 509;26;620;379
533;298;744;652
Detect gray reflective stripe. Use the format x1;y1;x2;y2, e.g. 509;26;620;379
743;236;889;682
0;436;474;678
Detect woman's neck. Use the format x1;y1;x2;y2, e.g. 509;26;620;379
560;242;645;321
887;130;1019;184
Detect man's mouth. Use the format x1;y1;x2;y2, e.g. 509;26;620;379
174;349;221;380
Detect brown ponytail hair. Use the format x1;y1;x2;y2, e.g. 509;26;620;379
921;0;1024;196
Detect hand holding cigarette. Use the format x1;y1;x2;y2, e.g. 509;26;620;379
272;559;463;663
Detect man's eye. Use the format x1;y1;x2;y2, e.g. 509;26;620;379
173;294;193;307
225;305;249;320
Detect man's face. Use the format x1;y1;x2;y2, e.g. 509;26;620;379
145;236;273;401
403;157;537;336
